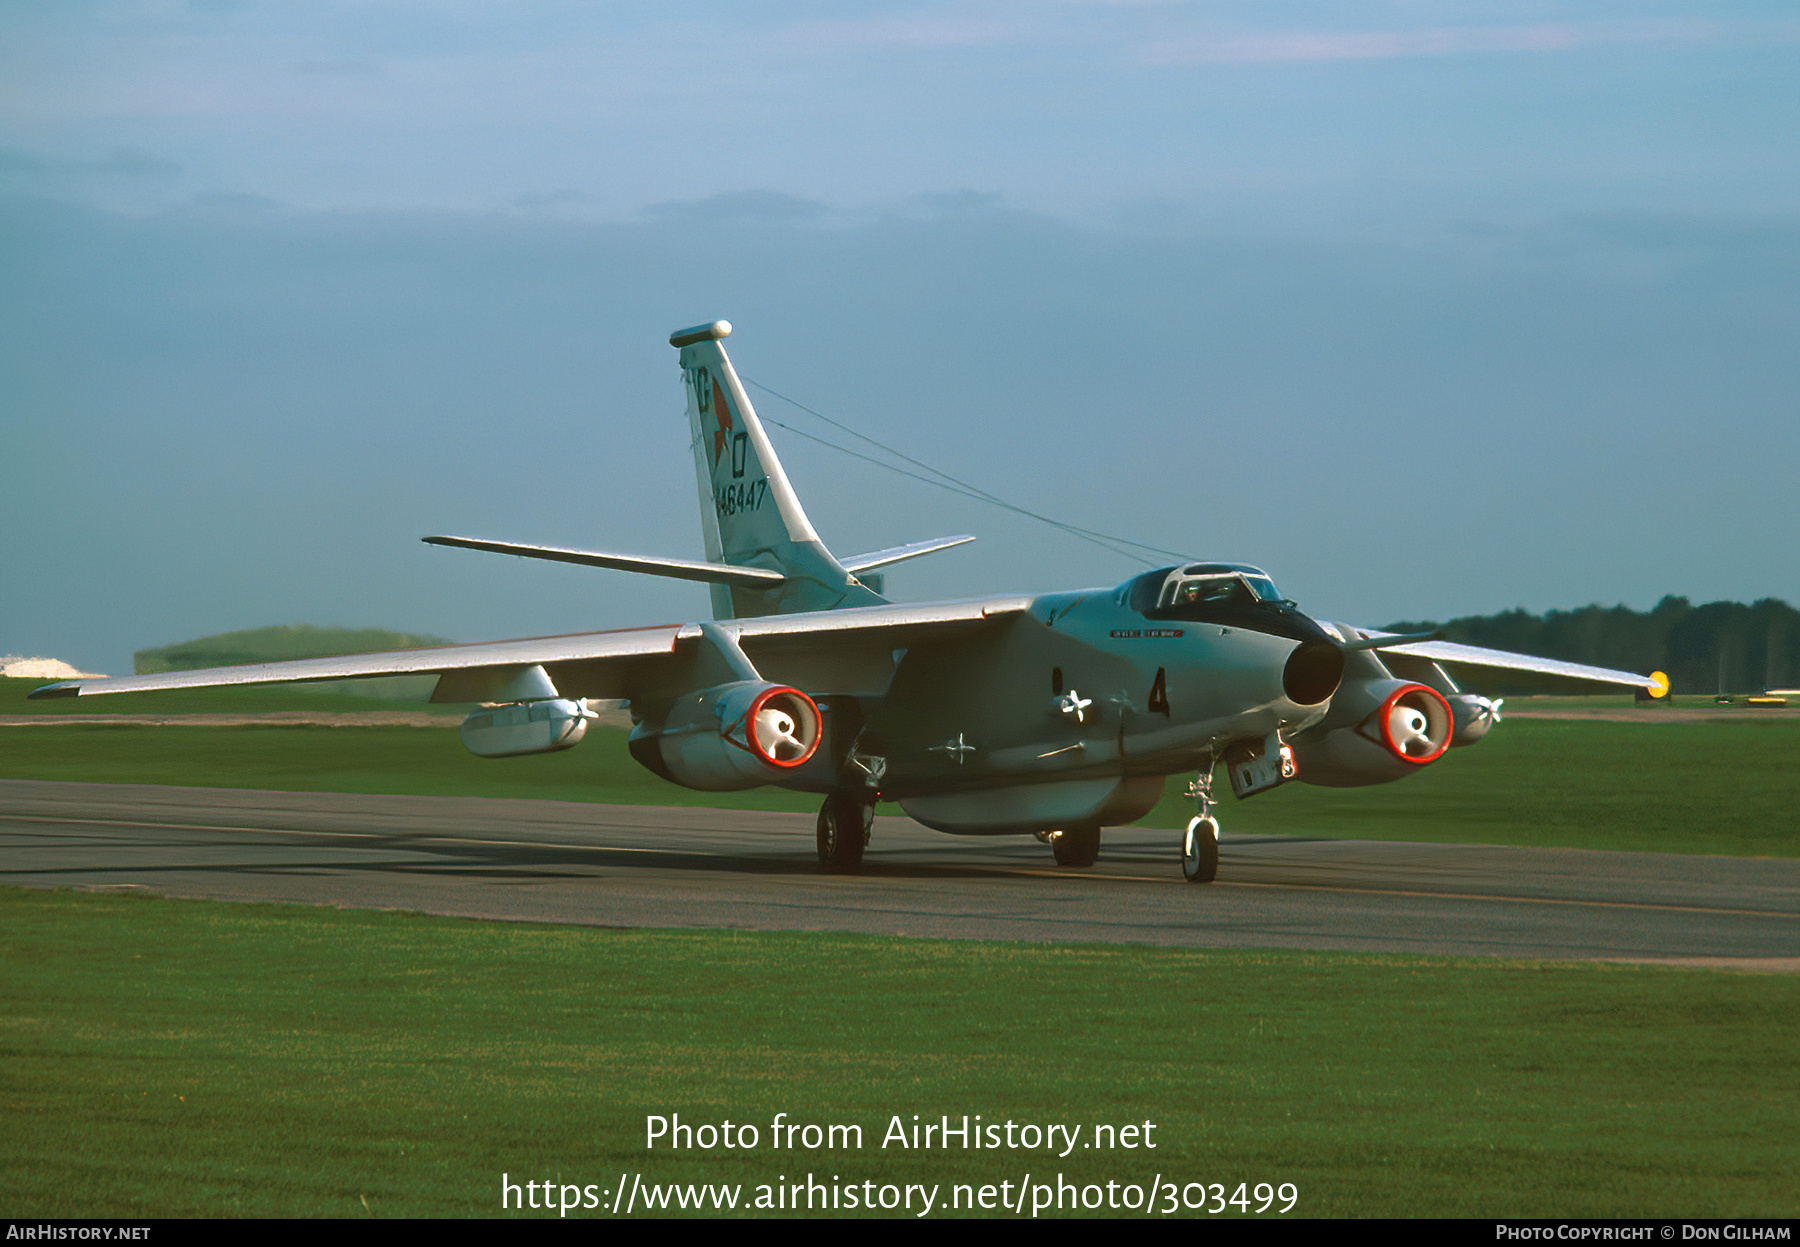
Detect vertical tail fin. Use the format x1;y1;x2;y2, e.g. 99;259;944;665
670;321;885;619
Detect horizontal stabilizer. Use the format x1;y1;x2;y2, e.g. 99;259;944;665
840;535;976;575
423;536;786;589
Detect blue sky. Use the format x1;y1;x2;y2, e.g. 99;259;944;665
3;2;1797;673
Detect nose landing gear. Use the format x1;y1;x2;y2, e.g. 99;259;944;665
1181;767;1220;883
1182;815;1219;883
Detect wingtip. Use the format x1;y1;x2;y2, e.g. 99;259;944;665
28;682;80;700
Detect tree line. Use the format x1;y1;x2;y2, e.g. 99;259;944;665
135;625;451;673
1384;596;1800;696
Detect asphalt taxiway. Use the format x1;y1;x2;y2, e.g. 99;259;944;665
2;778;1796;965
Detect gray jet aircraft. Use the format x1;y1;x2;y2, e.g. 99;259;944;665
34;320;1665;881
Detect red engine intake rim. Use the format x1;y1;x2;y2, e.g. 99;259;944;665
744;685;822;768
1376;683;1454;765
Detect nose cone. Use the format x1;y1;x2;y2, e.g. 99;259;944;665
1283;639;1345;705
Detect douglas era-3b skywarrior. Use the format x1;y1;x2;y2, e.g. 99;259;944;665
34;320;1667;882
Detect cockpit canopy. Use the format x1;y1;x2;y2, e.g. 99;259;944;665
1118;563;1288;620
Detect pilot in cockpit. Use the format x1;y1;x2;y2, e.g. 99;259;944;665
1177;577;1246;608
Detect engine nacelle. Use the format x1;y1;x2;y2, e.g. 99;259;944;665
460;698;592;758
1289;681;1454;787
629;681;823;791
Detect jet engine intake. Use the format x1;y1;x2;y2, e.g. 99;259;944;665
630;680;823;791
1367;683;1454;764
1283;640;1345;706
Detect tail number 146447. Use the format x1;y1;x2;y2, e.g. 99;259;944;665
715;477;768;517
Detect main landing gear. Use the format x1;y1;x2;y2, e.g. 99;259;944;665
1040;825;1100;868
816;791;874;873
1181;768;1220;883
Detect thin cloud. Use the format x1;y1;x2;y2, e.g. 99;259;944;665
781;15;1022;50
915;189;1004;216
290;60;379;76
95;147;182;177
643;190;828;223
0;146;181;187
512;188;595;211
1143;20;1732;66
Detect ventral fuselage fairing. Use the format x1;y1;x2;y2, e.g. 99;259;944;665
33;318;1664;883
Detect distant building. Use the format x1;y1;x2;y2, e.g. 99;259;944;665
0;656;108;679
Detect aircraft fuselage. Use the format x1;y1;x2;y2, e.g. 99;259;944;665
867;588;1323;793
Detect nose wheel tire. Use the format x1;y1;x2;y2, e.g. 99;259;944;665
1050;825;1101;868
1182;816;1219;884
817;793;872;872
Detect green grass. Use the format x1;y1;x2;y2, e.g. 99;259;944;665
1;886;1793;1219
5;692;1792;1218
0;722;824;814
5;716;1798;856
1141;718;1800;857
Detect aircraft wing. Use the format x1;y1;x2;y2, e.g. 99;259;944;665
29;597;1032;702
26;625;687;699
1348;629;1660;691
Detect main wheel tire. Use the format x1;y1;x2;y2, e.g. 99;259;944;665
816;793;871;872
1182;815;1219;883
1050;825;1101;868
